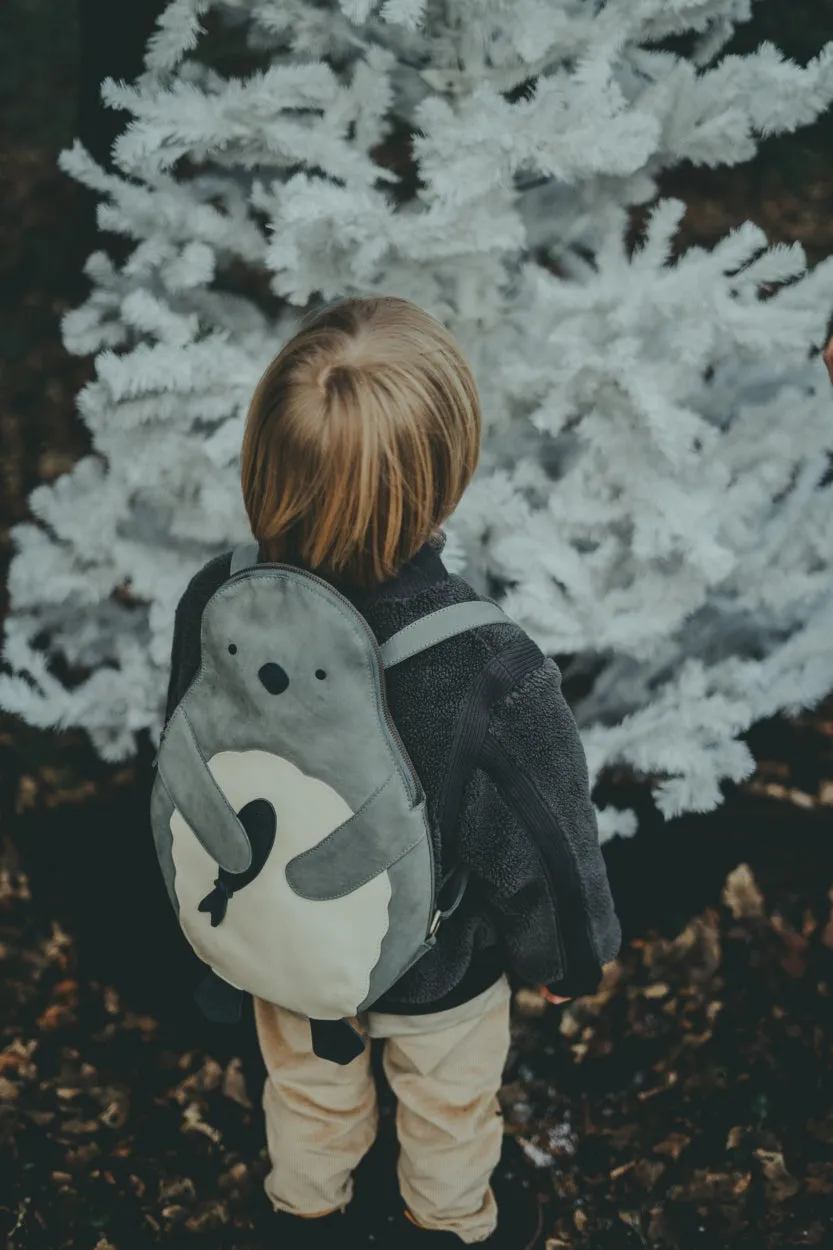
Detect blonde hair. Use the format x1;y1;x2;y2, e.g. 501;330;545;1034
240;295;482;590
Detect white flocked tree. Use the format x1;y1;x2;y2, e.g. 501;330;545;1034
3;0;833;841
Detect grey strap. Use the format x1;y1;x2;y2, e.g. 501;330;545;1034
379;601;513;668
230;542;259;574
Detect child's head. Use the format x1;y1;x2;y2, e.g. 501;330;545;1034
240;295;481;589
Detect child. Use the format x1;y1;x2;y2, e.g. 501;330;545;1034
164;295;621;1248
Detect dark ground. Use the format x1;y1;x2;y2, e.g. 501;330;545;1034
2;1;833;1247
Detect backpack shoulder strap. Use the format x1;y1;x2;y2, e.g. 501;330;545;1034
230;542;259;575
379;600;515;668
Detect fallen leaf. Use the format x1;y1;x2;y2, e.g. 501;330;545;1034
722;863;765;919
641;911;721;983
641;982;670;999
219;1161;248;1191
805;1162;833;1195
633;1159;666;1188
517;1136;553;1168
514;989;547;1017
174;1057;223;1103
647;1208;665;1241
559;1012;582;1039
222;1058;252;1107
755;1149;800;1202
0;1076;19;1101
681;1028;713;1047
161;1204;188;1223
43;922;73;965
181;1101;221;1144
637;1070;677;1101
24;1110;54;1126
184;1200;228;1231
60;1119;100;1136
654;1132;691;1160
121;1012;158;1035
770;913;808;951
0;1039;38;1078
37;1003;75;1031
65;1142;100;1168
53;978;79;1004
99;1094;129;1129
159;1177;196;1205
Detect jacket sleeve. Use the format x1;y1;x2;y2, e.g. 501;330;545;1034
457;655;621;999
162;553;236;728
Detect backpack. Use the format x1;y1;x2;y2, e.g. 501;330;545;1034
150;543;522;1064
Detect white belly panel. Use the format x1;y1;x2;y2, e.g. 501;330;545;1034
169;749;392;1018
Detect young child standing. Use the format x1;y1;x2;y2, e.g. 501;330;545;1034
164;295;621;1249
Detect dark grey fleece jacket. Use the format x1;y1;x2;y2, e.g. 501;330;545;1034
162;531;621;1014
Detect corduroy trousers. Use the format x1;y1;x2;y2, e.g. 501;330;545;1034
253;974;513;1244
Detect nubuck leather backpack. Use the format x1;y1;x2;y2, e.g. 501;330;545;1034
150;543;521;1064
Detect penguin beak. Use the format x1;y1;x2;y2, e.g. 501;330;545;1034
258;662;290;695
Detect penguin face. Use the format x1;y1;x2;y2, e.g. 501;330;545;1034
199;577;367;729
254;656;328;696
219;644;328;698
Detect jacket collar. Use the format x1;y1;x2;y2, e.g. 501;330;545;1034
261;530;449;603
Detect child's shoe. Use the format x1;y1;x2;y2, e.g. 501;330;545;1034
399;1183;545;1250
271;1205;350;1248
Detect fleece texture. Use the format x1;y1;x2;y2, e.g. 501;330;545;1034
161;531;621;1013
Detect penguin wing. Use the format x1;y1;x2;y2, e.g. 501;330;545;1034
156;708;253;874
285;770;423;900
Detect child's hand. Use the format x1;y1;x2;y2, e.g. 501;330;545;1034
538;986;571;1005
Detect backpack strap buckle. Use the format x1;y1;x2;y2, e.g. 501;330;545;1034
428;865;470;938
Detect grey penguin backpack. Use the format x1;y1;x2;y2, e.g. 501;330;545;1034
150;543;521;1064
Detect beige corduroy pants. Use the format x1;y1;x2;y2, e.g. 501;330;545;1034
253;974;513;1245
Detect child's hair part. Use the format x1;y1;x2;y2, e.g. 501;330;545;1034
240;294;482;589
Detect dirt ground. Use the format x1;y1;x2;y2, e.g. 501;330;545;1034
3;847;833;1249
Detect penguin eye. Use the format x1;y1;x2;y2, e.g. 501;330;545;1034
315;669;326;680
228;643;237;655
